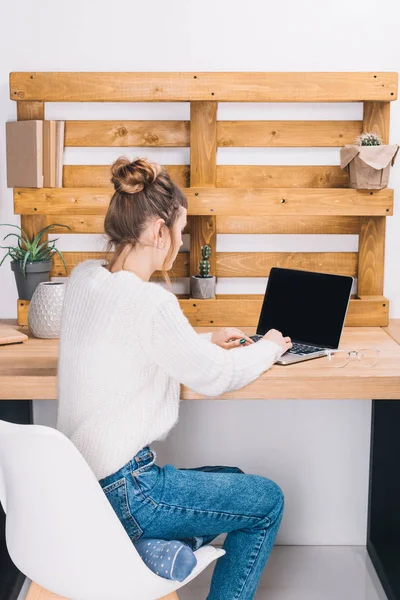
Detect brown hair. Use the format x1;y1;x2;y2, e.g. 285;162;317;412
103;156;188;285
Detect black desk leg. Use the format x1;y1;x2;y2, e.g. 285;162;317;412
368;399;400;600
0;400;33;600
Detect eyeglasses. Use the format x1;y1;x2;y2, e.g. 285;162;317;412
324;348;380;368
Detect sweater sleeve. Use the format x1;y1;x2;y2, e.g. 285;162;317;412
197;331;213;342
146;294;284;397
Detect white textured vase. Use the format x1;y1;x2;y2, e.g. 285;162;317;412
28;281;66;339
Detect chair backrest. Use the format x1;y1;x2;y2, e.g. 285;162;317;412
0;419;175;600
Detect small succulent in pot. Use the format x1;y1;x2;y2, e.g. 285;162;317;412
340;131;399;190
190;244;216;299
0;223;71;300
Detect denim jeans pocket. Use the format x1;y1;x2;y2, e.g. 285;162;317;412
131;463;161;508
102;476;144;542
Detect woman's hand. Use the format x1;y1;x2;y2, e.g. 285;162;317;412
263;329;292;353
210;327;255;349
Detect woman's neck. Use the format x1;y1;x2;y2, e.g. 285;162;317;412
105;253;152;282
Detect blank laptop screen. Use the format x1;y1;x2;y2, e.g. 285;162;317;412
256;268;353;349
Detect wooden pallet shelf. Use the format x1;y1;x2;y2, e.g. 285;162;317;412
14;187;394;216
10;71;398;328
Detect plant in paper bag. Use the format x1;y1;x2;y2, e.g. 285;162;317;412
340;132;399;190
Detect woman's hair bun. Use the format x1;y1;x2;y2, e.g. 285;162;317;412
110;156;163;194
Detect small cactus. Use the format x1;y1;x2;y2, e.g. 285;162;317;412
355;132;382;146
199;244;212;277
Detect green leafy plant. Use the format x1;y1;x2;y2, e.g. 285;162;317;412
0;223;71;278
355;132;382;146
199;244;212;277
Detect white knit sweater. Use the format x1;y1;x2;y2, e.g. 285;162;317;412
56;259;284;480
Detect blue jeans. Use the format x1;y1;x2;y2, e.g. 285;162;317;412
99;446;284;600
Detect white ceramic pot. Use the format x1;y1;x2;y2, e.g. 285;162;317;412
28;281;66;338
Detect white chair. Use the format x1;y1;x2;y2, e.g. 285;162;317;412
0;419;225;600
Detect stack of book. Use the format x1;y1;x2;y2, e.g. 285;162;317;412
6;120;65;188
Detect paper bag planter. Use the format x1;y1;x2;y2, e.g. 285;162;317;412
340;144;399;190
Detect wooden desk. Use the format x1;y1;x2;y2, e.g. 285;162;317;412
1;319;400;600
1;320;400;400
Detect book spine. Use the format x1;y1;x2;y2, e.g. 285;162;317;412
55;121;65;187
43;120;50;187
49;120;56;187
36;120;44;188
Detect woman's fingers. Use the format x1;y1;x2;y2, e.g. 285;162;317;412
284;336;292;348
225;328;254;344
224;339;251;349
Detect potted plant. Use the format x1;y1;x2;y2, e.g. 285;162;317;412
340;132;399;190
0;223;70;300
190;244;216;299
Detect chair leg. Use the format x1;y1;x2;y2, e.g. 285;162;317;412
27;580;179;600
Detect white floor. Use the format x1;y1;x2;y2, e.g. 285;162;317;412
17;546;388;600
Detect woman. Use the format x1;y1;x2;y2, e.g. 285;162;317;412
56;156;292;599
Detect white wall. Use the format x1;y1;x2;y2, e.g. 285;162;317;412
1;0;399;545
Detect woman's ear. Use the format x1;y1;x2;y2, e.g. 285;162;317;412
153;218;164;242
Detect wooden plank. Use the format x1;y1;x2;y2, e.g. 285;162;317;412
185;188;393;216
16;101;44;120
64;165;347;189
65;119;361;147
358;217;386;296
48;250;356;277
45;214;191;234
63;165;189;188
17;300;29;327
350;296;389;327
218;121;362;147
65;120;189;147
190;103;217;186
45;215;359;235
15;188;112;215
217;165;349;188
356;103;390;297
188;215;216;276
189;102;217;280
19;214;47;243
50;251;189;278
10;72;398;102
216;216;360;234
44;215;107;233
216;252;357;277
363;102;391;144
17;293;386;327
179;297;389;327
24;581;179;600
15;187;393;216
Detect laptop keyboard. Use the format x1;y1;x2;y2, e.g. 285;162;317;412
249;335;325;355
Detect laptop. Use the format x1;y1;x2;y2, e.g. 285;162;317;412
249;267;353;365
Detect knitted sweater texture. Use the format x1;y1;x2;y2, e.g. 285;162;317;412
56;259;284;480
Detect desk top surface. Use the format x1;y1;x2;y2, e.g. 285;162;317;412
1;319;399;400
